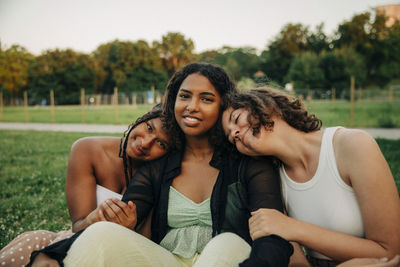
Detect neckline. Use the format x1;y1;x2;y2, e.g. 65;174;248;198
281;129;327;188
170;186;210;206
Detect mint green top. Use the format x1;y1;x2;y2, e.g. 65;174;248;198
159;186;213;258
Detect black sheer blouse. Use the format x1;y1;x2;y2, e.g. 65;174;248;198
122;149;283;244
27;149;293;267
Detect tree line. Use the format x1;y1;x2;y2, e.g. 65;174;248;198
1;10;399;105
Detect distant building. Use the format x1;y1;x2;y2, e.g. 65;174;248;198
376;4;400;27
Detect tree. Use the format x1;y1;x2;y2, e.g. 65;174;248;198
92;40;165;94
28;49;95;104
307;23;330;54
260;23;309;84
0;45;33;104
287;52;325;97
153;32;196;76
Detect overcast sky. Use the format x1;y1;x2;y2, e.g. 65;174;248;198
0;0;398;55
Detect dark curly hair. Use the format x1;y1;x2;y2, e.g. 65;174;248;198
225;87;322;135
162;62;237;150
119;103;164;187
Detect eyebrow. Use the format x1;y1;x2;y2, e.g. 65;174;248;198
229;109;233;122
225;110;234;140
149;119;170;147
148;119;156;131
179;88;217;97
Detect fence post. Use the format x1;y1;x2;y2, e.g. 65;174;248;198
0;92;3;121
24;91;29;122
114;87;119;124
152;85;156;104
50;89;55;122
350;76;355;128
389;86;393;103
357;88;362;103
331;88;335;105
81;88;85;123
132;94;137;109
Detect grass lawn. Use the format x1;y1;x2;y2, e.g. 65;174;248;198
1;104;154;125
305;101;400;128
1;101;400;128
0;130;399;249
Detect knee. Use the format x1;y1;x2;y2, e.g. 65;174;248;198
82;221;129;243
205;232;250;252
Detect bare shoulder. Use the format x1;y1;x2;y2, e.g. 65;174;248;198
333;128;378;156
70;136;120;154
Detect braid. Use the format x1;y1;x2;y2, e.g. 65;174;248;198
119;104;163;187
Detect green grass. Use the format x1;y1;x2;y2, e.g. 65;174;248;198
0;104;154;125
0;130;399;249
0;130;120;248
305;101;400;128
1;101;400;127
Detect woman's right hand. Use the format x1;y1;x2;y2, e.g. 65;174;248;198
31;253;59;267
88;198;137;230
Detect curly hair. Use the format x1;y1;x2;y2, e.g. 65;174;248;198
162;62;237;150
226;87;322;135
119;103;163;187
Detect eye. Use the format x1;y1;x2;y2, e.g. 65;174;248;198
201;97;214;103
178;93;190;99
234;113;240;124
146;122;153;132
157;140;168;150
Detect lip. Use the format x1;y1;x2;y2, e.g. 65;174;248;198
182;115;202;127
132;143;146;157
240;127;251;145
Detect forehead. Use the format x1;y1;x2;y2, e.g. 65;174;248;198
179;73;219;95
148;118;170;141
222;107;234;128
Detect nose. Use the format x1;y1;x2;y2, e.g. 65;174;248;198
230;127;240;142
141;135;155;150
186;98;199;112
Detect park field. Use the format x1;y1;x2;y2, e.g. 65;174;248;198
1;101;400;127
0;130;399;248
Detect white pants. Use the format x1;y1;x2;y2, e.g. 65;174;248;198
64;221;251;267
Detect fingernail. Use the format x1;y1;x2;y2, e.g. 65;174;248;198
379;257;388;262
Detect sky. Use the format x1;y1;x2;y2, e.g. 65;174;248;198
0;0;399;55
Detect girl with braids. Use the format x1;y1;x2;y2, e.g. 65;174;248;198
28;63;301;267
0;104;170;267
222;87;400;266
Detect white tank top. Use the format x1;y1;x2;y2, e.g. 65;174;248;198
280;127;364;260
96;184;122;206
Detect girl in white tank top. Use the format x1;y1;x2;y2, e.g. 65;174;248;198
222;87;400;265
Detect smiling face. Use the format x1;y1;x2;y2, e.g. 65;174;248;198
126;117;170;161
222;107;262;156
174;73;222;138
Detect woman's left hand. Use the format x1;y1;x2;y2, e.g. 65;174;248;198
249;208;294;241
99;198;137;230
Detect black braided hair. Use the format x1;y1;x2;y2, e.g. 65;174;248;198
119;103;163;187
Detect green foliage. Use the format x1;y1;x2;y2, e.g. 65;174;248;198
153;32;196;76
287;52;325;90
0;45;34;103
214;46;260;82
28;49;95;105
